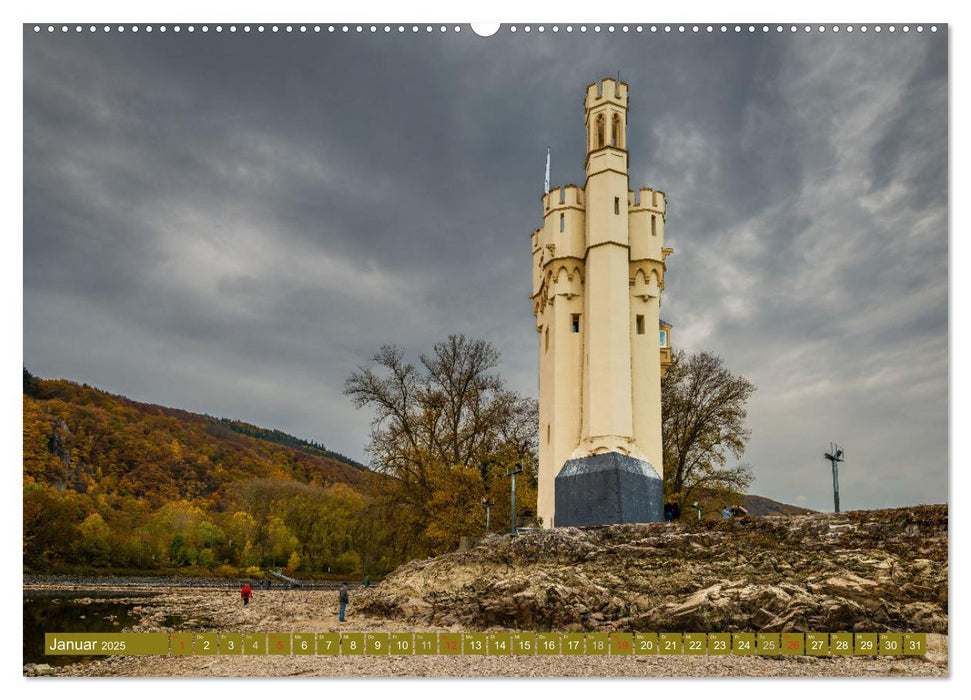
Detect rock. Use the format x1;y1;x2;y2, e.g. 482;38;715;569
25;663;53;676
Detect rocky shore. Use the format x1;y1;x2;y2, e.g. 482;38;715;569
356;505;948;633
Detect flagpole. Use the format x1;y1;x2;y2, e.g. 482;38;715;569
544;147;551;194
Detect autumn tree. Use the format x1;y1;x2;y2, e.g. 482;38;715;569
265;516;298;567
344;335;537;558
661;349;756;508
76;513;111;565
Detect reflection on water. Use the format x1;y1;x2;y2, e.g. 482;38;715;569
23;592;157;667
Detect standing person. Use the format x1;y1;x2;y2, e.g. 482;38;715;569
722;506;731;519
338;584;348;622
240;583;253;606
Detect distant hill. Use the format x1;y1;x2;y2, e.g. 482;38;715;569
216;418;367;470
23;375;370;505
682;488;814;520
739;493;815;517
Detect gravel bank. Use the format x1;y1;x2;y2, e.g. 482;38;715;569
55;651;948;678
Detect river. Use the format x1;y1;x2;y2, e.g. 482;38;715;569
23;590;185;666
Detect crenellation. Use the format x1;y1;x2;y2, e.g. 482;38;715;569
585;78;628;110
544;185;586;213
628;187;666;214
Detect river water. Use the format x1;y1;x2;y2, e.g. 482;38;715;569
23;591;170;666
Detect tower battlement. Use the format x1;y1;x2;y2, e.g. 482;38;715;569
585;78;629;111
543;185;586;212
628;187;667;214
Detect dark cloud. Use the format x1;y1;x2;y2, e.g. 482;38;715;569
23;27;947;511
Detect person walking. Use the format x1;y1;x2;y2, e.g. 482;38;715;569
338;584;349;622
240;583;253;606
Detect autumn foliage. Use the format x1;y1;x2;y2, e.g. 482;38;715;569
23;373;385;575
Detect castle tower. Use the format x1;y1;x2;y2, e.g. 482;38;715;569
531;78;671;528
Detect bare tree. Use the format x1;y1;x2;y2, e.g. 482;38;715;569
344;335;537;556
662;349;756;507
345;335;536;477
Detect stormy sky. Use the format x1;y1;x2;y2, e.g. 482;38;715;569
23;25;948;512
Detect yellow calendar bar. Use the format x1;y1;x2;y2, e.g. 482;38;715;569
42;631;929;657
44;633;168;655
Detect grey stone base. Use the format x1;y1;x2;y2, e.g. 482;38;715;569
554;452;664;527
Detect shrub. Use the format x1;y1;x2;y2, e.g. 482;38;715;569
213;564;238;578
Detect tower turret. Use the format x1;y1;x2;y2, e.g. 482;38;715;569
579;78;637;458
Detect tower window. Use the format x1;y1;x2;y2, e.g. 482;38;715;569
596;114;605;149
636;315;645;335
572;314;581;333
611;114;620;147
547;425;551;443
560;213;565;232
660;330;669;347
651;215;657;236
545;327;550;352
614;197;620;215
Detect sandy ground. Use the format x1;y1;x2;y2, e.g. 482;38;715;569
27;585;948;678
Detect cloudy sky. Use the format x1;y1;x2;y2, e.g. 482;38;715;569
23;24;948;512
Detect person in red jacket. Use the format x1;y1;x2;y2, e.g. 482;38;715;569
240;583;253;606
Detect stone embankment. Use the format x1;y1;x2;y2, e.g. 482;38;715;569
357;505;948;634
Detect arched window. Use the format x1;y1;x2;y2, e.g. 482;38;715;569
596;114;605;149
559;213;565;232
611;114;620;146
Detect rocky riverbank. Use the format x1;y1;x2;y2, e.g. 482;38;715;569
356;505;948;634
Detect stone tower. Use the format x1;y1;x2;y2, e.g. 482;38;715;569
530;78;672;528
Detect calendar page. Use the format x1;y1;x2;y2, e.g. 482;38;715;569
21;13;948;683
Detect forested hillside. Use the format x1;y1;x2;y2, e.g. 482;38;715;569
23;373;391;576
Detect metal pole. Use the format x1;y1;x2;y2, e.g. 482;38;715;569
506;462;523;536
825;443;843;513
832;461;840;513
481;497;493;533
510;471;516;536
